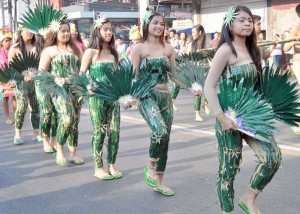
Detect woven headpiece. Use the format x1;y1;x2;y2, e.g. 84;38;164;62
19;4;67;37
93;16;108;29
143;11;154;25
129;25;141;40
0;27;12;42
223;6;238;27
70;23;77;35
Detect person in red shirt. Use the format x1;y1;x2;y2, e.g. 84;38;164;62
210;31;220;49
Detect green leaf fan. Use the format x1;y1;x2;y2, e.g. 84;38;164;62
257;66;300;127
169;59;209;92
0;64;24;87
175;49;215;63
68;73;101;101
9;51;40;78
32;71;68;98
19;4;67;36
218;77;277;143
93;59;158;105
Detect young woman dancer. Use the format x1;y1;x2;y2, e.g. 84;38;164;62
35;33;58;153
131;12;200;196
172;25;208;120
8;28;40;144
80;17;122;180
204;5;281;214
38;20;84;166
188;24;207;122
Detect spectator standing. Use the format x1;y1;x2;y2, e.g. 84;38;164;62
70;23;85;52
169;29;179;48
210;32;220;48
126;25;141;60
0;27;16;125
116;36;126;59
80;32;90;49
270;34;283;69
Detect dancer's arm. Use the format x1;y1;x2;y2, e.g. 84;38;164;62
284;25;300;52
38;47;52;71
80;48;93;73
204;45;237;131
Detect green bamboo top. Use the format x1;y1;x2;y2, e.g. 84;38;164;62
141;57;169;84
221;63;257;88
89;61;115;83
50;54;79;78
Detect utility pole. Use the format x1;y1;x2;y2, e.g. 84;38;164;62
0;0;5;27
8;0;12;30
192;0;201;25
13;0;17;32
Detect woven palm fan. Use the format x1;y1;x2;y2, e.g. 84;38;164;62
176;49;215;63
257;66;300;126
19;4;67;36
68;73;100;101
93;59;158;105
0;64;23;87
218;77;276;143
169;59;209;92
9;51;40;78
32;71;68;98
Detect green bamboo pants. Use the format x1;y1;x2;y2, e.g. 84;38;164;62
89;96;120;168
215;120;281;213
35;82;57;138
14;82;39;130
138;89;173;173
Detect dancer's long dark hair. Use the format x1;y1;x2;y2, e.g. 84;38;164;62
15;28;36;54
89;19;118;64
142;12;166;46
191;24;206;51
217;5;261;71
46;20;81;59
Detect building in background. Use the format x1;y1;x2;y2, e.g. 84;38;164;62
1;0;299;42
57;0;139;40
153;0;299;41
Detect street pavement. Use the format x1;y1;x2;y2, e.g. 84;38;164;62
0;89;300;214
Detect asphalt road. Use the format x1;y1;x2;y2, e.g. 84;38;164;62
0;89;299;214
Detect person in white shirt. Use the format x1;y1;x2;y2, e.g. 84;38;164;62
169;29;179;48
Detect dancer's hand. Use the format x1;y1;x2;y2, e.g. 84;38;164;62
54;77;66;86
122;102;132;110
188;87;198;96
24;76;32;83
122;100;137;110
196;89;203;96
217;113;238;131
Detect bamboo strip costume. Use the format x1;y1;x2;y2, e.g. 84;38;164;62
35;81;57;138
213;64;282;213
138;58;173;173
88;62;120;168
14;81;39;130
38;54;81;147
10;53;40;131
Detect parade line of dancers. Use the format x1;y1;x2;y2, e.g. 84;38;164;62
1;4;300;214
